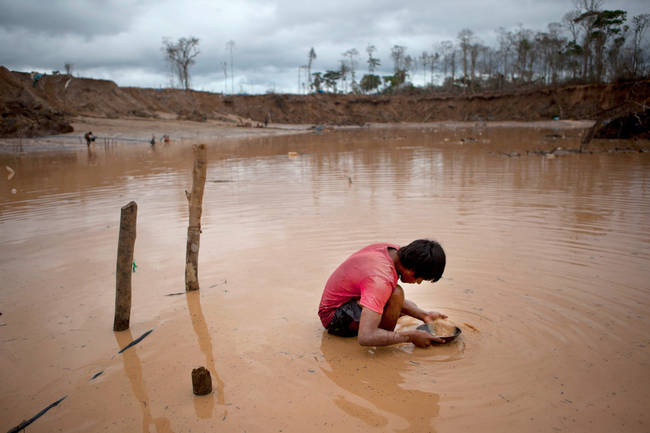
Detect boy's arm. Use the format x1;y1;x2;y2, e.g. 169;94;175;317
357;307;442;347
401;299;447;322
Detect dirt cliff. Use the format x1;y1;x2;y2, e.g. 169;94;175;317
1;66;649;138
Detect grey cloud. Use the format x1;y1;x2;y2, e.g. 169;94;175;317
0;0;647;93
0;0;144;37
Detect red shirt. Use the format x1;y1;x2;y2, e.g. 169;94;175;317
318;243;399;328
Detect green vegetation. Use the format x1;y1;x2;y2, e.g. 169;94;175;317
302;2;649;95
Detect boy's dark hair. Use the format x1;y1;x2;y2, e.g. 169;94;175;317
398;239;446;282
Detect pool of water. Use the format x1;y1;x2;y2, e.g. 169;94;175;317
1;126;649;432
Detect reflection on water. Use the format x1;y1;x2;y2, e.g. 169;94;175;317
1;126;649;431
114;330;173;433
186;290;225;419
320;332;440;432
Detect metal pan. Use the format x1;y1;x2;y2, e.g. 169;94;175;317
416;323;462;344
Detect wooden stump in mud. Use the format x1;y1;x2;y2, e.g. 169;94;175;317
114;201;137;331
192;366;212;395
185;144;207;291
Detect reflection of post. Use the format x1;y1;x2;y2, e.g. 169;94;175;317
185;144;207;291
114;201;137;331
86;146;96;163
186;290;225;418
115;330;172;433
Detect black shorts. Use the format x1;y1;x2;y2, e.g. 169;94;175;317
327;299;362;337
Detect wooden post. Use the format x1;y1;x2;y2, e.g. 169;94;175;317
114;201;137;331
185;144;207;291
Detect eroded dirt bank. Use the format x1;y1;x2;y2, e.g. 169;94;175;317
1;66;648;137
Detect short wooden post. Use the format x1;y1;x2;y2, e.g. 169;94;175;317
114;201;137;331
192;366;212;395
185;144;207;291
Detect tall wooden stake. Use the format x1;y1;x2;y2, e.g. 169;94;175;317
114;201;137;331
185;144;207;291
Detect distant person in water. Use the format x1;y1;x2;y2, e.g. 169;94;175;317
84;131;95;146
318;239;447;348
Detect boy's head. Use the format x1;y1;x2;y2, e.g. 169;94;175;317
398;239;446;282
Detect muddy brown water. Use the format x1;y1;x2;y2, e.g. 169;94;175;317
1;125;649;433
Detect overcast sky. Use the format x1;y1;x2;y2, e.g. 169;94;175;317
0;0;647;94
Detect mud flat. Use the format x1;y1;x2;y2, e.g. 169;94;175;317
0;116;597;152
1;125;649;432
0;116;314;151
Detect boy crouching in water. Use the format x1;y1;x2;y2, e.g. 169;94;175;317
318;239;447;348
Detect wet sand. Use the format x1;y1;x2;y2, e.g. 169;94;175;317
0;116;596;151
1;122;649;433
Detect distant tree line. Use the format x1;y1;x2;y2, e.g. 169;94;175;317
158;1;647;94
304;1;649;95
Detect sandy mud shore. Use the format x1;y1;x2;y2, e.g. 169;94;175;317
0;116;314;150
0;116;597;151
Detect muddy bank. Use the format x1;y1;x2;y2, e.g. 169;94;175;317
1;66;649;137
4;116;649;158
0;100;72;138
595;108;650;139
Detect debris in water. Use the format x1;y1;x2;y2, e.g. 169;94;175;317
6;166;15;180
7;395;67;433
166;292;185;296
118;329;153;354
90;371;104;380
132;261;137;273
463;322;479;332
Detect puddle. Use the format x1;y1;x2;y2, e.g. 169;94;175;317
1;127;649;432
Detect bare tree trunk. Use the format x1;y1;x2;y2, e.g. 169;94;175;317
114;201;137;331
580;119;604;152
580;99;639;152
185;144;207;291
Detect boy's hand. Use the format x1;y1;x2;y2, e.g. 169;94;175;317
406;329;444;347
422;311;447;323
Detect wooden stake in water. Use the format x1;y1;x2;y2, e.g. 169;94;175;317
185;144;207;291
113;201;137;331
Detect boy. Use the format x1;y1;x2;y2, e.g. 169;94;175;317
84;131;96;146
318;239;447;348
